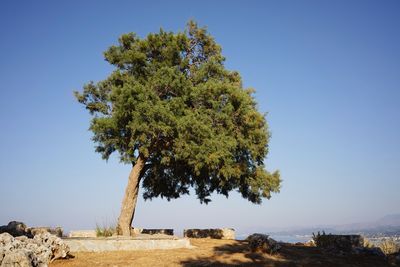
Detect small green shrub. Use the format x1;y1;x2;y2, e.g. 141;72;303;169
95;223;116;237
378;238;399;255
363;237;374;248
312;231;327;247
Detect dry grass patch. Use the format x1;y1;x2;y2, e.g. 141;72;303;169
51;238;395;267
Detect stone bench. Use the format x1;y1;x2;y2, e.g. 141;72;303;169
132;228;174;236
183;228;235;240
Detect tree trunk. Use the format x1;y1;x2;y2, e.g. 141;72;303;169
117;154;145;236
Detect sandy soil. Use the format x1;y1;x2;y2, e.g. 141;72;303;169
51;238;396;267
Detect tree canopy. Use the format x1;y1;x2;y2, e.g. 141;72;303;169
75;21;280;205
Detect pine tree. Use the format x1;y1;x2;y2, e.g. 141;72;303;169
75;21;281;236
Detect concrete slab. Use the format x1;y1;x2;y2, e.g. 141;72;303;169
63;235;192;252
69;230;97;238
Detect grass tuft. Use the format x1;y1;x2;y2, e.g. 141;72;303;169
95;223;116;237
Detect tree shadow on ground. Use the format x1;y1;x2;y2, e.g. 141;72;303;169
180;240;395;267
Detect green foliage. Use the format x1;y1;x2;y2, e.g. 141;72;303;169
75;21;281;204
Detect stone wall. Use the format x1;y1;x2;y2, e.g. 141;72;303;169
183;228;235;240
142;229;174;235
69;229;174;238
131;228;174;236
313;234;364;252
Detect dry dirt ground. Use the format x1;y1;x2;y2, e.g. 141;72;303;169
51;238;397;267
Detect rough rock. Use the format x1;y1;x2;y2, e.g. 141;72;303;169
28;228;63;238
183;228;235;240
0;231;70;267
246;234;281;254
34;233;69;261
0;222;30;237
0;249;33;267
0;233;14;246
0;222;63;240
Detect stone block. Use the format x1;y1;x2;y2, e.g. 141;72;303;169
141;229;174;235
313;234;364;252
131;228;174;236
183;228;235;239
68;230;97;238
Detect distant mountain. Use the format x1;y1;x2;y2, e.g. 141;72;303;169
376;214;400;226
329;214;400;232
238;213;400;237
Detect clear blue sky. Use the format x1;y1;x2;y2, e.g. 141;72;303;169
1;0;399;235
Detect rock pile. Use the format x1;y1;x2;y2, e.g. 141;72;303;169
0;222;30;237
0;222;63;238
29;228;63;238
0;222;70;267
246;234;281;254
